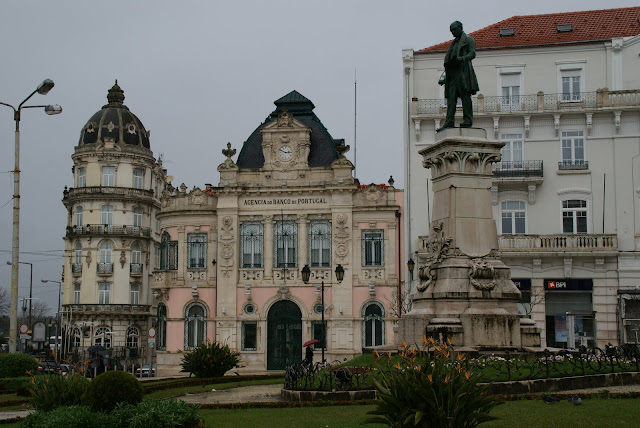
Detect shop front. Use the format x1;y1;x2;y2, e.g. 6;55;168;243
544;279;596;349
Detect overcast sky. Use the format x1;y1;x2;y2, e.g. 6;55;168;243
1;0;637;315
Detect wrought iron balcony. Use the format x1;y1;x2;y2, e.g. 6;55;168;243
498;233;617;254
493;161;543;178
415;89;640;115
558;160;589;170
97;262;113;274
66;224;151;238
63;186;155;200
72;263;83;274
130;263;143;275
66;304;151;315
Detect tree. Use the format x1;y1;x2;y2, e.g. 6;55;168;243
386;287;412;318
0;288;8;317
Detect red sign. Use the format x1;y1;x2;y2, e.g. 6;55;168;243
148;327;157;338
19;324;28;334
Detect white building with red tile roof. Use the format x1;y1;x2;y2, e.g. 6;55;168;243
403;7;640;349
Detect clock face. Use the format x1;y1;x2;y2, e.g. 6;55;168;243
278;145;293;160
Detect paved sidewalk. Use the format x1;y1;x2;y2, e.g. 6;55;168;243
178;383;284;405
0;408;34;422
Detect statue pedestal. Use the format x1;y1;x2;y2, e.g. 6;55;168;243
398;128;541;350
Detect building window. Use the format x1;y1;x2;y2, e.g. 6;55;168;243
561;71;582;101
126;327;139;349
275;221;297;268
73;283;80;305
363;302;384;347
131;242;142;265
160;231;178;270
312;321;326;350
94;327;111;348
101;166;115;186
242;322;257;351
99;241;112;264
130;283;140;305
133;207;142;228
101;205;113;226
500;71;521;109
74;242;83;265
72;327;81;349
75;206;83;227
241;222;263;268
500;133;523;168
98;283;110;304
154;245;161;270
185;303;206;349
157;303;167;350
77;167;86;188
362;230;384;266
133;169;143;189
309;220;331;268
187;234;207;269
501;201;526;235
561;131;585;167
562;199;588;234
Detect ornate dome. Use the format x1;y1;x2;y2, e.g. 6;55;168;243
78;81;150;149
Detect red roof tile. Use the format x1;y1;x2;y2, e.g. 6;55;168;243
417;7;640;54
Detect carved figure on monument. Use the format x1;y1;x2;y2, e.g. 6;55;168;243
468;258;497;291
416;221;452;292
437;21;479;131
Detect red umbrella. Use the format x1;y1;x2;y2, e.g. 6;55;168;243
303;339;319;347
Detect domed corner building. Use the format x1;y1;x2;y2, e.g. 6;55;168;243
61;82;167;366
155;90;404;375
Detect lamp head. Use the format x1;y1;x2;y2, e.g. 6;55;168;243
301;265;311;284
44;105;62;115
335;264;345;283
37;79;55;95
407;258;415;273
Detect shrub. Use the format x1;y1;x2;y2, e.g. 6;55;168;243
364;339;502;428
111;399;201;428
181;341;241;378
83;370;144;412
30;373;90;411
21;405;114;428
0;353;37;378
0;376;32;391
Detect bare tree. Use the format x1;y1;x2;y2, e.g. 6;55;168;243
519;287;545;317
0;288;8;317
19;300;52;322
386;287;412;318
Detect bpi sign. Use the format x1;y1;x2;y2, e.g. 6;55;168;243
547;281;567;290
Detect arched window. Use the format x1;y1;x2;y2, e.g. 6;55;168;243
73;242;83;274
157;303;167;350
185;303;206;349
363;302;384;348
126;327;139;348
94;327;111;348
133;207;143;228
75;206;83;227
131;242;142;272
99;241;113;274
72;327;81;349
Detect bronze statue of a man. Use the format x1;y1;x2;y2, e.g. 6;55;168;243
437;21;479;131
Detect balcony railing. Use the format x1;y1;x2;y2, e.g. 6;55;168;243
72;263;83;274
498;234;617;252
558;160;589;170
66;224;151;238
97;263;113;274
493;160;543;178
130;263;143;274
415;89;640;115
64;186;154;200
67;304;151;314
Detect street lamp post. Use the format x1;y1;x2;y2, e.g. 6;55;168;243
7;261;33;331
1;80;61;353
301;264;345;363
41;279;62;363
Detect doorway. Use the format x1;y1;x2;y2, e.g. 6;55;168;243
267;300;302;370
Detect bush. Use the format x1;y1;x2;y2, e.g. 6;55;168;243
364;339;502;428
0;376;32;391
0;353;37;378
30;373;89;411
21;405;114;428
83;370;144;412
111;399;201;428
181;341;241;378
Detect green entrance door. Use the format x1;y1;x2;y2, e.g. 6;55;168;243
267;300;302;370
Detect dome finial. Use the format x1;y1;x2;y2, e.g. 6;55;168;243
106;80;125;106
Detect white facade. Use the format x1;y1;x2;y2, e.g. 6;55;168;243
403;12;640;348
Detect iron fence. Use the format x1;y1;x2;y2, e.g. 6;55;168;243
285;360;376;391
492;160;543;178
